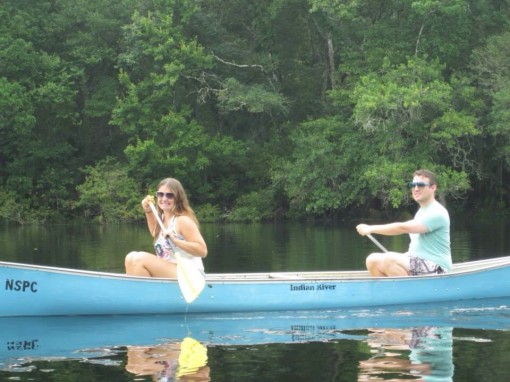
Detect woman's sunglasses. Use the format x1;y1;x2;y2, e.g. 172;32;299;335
156;192;175;199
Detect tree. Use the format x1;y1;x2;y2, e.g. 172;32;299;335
470;31;510;208
111;4;252;208
0;0;135;219
76;157;139;223
350;57;478;202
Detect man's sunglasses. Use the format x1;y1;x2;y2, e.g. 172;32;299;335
407;182;431;189
156;192;175;199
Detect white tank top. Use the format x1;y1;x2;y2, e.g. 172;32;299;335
153;215;204;271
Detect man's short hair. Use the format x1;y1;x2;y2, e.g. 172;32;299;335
413;169;438;186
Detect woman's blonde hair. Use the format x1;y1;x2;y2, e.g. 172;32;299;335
153;178;199;238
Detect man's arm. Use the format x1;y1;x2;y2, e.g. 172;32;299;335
356;220;429;236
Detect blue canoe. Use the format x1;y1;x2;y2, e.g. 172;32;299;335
2;256;510;317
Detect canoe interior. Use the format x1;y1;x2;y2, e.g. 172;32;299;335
206;256;510;282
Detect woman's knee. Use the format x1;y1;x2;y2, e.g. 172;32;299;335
125;251;153;276
125;251;145;266
125;251;136;263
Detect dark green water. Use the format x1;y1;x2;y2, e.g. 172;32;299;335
1;218;509;381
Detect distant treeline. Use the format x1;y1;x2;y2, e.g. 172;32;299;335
1;0;509;223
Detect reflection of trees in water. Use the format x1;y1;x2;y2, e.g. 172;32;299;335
358;327;454;382
126;337;210;381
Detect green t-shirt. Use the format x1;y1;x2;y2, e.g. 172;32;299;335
408;200;452;272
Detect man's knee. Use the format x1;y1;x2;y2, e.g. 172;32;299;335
366;252;382;266
366;254;373;268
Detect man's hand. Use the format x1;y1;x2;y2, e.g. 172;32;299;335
356;224;371;236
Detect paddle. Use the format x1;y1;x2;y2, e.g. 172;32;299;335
367;234;388;253
149;202;206;303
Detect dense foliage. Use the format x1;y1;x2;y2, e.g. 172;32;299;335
1;0;509;223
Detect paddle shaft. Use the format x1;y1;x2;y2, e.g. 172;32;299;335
367;234;388;253
148;202;181;255
149;202;167;236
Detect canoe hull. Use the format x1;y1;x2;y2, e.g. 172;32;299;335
2;257;510;317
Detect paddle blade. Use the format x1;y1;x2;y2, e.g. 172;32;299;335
177;337;208;377
175;254;206;303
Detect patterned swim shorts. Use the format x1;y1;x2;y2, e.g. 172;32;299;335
408;256;445;276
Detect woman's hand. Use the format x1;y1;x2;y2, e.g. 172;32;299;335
141;195;155;212
161;227;178;242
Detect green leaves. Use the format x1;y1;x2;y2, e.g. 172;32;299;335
273;117;359;216
76;157;140;223
278;54;480;215
351;57;479;171
352;58;450;131
2;0;510;221
218;78;289;115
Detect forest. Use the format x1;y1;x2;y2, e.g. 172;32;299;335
1;0;510;224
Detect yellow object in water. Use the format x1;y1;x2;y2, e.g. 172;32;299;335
176;337;208;377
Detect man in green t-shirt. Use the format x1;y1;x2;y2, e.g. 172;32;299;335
356;169;451;276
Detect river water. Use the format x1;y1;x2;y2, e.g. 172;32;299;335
1;218;510;381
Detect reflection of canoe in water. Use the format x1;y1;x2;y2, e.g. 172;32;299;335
2;256;510;317
1;297;509;369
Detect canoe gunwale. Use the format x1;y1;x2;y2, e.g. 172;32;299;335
2;255;510;283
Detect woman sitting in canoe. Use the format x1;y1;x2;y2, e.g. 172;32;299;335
125;178;207;277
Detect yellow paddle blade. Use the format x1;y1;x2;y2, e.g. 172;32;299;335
176;337;208;377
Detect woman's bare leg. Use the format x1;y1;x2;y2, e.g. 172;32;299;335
125;251;178;278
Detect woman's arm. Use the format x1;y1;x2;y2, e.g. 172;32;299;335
141;195;157;237
171;216;208;258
